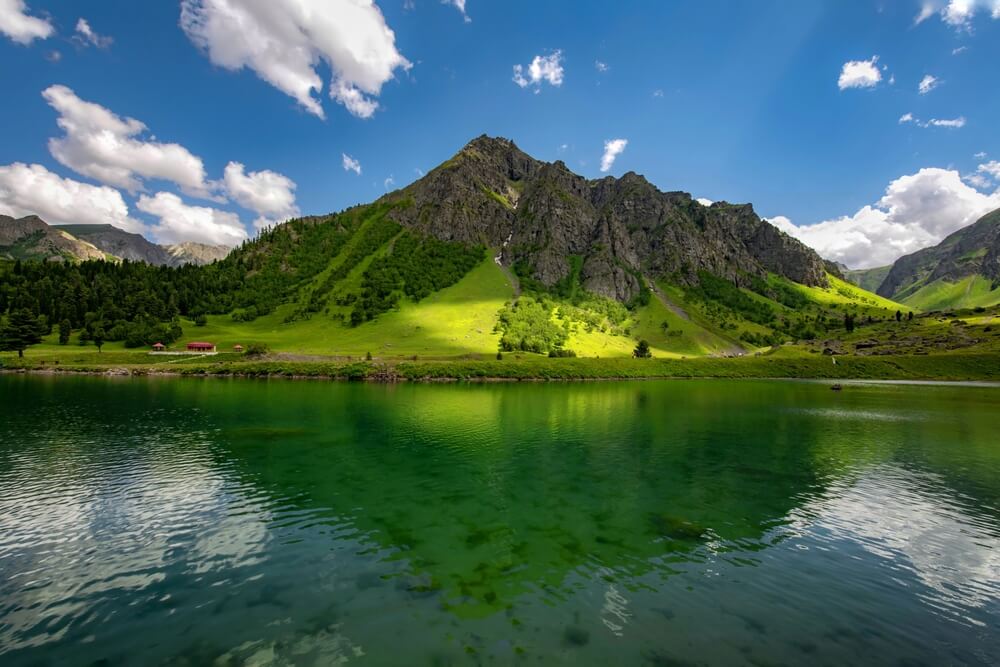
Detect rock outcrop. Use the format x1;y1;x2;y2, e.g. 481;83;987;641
384;135;829;301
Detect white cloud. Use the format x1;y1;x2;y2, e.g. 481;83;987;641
918;74;940;94
42;85;215;198
916;0;1000;27
74;18;112;49
696;198;714;207
595;60;608;73
964;173;992;189
180;0;410;119
652;89;664;98
223;162;299;229
342;153;362;175
443;0;470;22
974;151;987;159
384;175;395;190
838;56;882;90
137;192;248;246
771;168;1000;268
513;50;564;90
978;160;1000;179
952;45;968;54
600;138;627;173
927;116;966;128
900;112;967;129
0;0;52;44
0;162;144;233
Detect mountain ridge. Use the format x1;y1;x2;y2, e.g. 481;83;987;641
0;216;230;266
876;208;1000;310
379;135;829;302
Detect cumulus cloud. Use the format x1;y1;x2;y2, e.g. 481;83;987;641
600;138;627;173
899;112;916;124
696;198;714;207
0;162;144;233
74;18;112;49
42;85;215;198
342;153;362;175
0;0;52;44
916;0;1000;28
137;192;248;246
223;162;299;229
180;0;411;119
918;74;940;94
838;56;882;90
513;51;564;90
770;168;1000;268
383;175;395;190
595;60;608;73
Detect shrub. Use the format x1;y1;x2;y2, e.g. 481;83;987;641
244;343;269;357
548;349;577;358
633;340;652;358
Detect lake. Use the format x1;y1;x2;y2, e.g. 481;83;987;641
1;375;998;665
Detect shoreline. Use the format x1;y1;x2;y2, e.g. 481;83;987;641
3;353;999;384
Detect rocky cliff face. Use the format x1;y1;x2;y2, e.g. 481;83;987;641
384;136;829;301
55;224;173;265
0;215;107;262
163;242;230;266
878;208;1000;299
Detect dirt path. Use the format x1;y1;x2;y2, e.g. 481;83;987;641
645;277;690;320
499;262;521;298
645;276;747;356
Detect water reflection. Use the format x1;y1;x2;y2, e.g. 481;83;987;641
0;376;998;665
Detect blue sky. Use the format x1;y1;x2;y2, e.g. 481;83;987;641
1;1;998;267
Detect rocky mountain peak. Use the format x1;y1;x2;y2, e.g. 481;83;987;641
384;135;830;302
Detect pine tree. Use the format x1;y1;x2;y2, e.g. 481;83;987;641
633;339;652;358
93;326;105;353
0;309;44;358
59;319;71;345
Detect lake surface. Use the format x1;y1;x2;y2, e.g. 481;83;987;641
1;376;999;665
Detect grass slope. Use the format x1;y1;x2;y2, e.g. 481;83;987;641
900;275;1000;311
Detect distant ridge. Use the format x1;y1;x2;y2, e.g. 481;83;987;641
0;215;230;266
876;208;1000;310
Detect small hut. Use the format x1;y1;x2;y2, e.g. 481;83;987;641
151;342;166;351
233;344;244;353
186;341;216;352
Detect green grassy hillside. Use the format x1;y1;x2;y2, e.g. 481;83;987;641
899;275;1000;311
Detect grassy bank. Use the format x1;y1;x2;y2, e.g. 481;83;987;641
3;352;999;382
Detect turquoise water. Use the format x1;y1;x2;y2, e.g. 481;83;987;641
1;376;999;665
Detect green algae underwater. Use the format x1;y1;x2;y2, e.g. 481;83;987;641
1;375;999;665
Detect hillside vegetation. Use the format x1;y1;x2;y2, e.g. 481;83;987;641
6;135;993;376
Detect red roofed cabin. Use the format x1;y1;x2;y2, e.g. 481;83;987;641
186;342;216;352
151;342;166;351
233;344;244;353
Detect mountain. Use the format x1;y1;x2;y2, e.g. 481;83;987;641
2;136;912;359
844;265;891;293
877;208;1000;310
383;135;829;302
162;242;230;266
0;215;108;262
55;224;173;265
0;217;230;266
